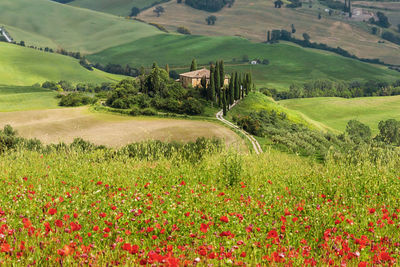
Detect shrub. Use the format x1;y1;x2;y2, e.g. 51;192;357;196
130;106;141;116
177;26;191;35
59;93;97;107
141;107;157;116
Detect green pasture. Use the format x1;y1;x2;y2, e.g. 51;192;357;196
280;95;400;133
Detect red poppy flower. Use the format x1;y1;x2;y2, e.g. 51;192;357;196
220;216;229;223
48;208;57;215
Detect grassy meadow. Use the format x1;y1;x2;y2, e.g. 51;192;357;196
138;0;400;65
280;95;400;133
0;43;123;86
88;35;400;90
0;86;59;112
70;0;164;16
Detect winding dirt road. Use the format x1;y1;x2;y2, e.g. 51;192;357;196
216;102;263;154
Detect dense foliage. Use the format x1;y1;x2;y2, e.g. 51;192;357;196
184;0;234;12
369;12;391;28
58;93;97;107
382;31;400;46
106;68;204;115
262;79;400;100
42;81;113;93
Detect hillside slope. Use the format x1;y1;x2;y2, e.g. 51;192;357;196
137;0;400;65
0;42;122;86
0;0;160;53
88;34;400;89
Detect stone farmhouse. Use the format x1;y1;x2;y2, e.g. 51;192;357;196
179;68;229;88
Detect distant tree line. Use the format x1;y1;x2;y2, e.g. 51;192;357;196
261;79;400;100
265;29;393;66
42;80;113;93
93;63;140;77
183;0;235;12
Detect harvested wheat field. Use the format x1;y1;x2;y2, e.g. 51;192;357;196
0;107;245;148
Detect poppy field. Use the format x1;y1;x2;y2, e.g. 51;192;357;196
0;147;400;266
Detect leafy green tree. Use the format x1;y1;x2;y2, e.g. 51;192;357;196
345;120;371;144
153;6;165;17
190;59;197;71
377;119;400;145
130;7;140;16
205;15;217;25
303;33;311;42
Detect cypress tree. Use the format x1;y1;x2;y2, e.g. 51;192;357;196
267;31;271;42
218;87;222;107
209;72;215;102
245;73;251;95
234;72;239;100
190;59;197;71
222;89;227;116
219;60;225;88
228;76;234;105
239;73;244;99
214;62;221;106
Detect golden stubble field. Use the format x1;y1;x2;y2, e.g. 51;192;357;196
0;107;245;149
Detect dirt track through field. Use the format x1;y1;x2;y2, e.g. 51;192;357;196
0;107;245;149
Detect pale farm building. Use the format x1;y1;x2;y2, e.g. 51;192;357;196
179;68;229;88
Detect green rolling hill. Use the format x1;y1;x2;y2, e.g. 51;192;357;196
0;42;123;86
88;34;400;90
0;0;160;53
